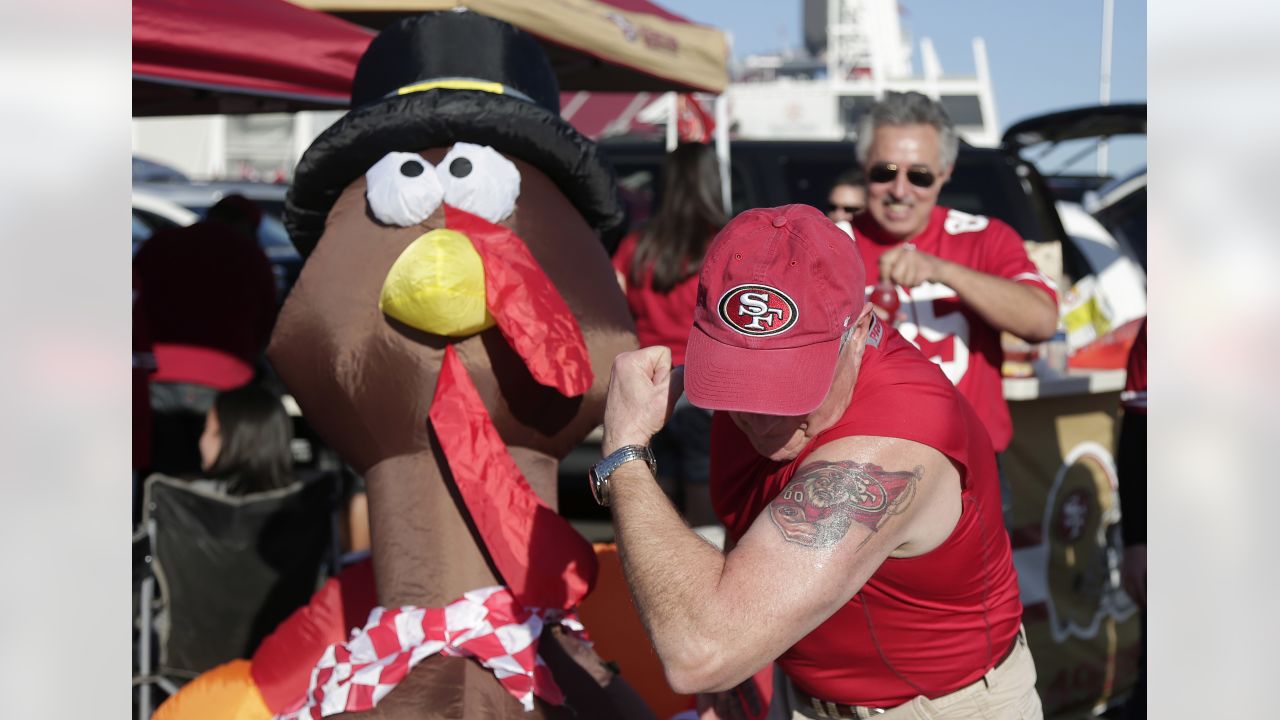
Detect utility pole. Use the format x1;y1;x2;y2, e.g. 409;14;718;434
1097;0;1114;176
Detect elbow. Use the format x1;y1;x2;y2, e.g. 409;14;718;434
1025;312;1058;344
665;668;709;697
1016;298;1059;343
661;642;741;695
666;665;728;696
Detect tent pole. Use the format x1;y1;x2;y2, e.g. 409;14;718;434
665;92;678;152
716;94;731;216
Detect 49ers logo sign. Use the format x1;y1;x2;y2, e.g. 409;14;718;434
718;284;798;336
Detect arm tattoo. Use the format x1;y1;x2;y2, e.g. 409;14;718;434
768;460;921;548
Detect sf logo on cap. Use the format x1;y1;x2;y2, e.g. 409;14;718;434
718;284;798;336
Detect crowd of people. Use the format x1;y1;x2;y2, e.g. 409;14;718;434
132;89;1145;719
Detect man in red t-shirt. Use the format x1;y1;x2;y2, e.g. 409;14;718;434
597;205;1040;718
851;92;1058;456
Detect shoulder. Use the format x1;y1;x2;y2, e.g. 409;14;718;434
780;435;961;555
937;207;1034;275
850;333;967;421
612;230;639;267
937;206;1002;238
802;435;956;489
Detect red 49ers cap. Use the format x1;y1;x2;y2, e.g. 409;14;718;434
684;204;866;415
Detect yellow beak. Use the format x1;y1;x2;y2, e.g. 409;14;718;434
378;228;496;337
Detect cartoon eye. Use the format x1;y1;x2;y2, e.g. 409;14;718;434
365;151;444;227
436;142;521;224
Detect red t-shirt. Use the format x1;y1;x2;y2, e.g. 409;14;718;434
710;321;1023;706
611;232;702;367
852;206;1057;451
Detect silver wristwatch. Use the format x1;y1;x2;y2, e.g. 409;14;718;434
588;444;656;507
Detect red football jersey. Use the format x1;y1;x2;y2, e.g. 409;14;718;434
612;232;704;367
710;321;1023;707
852;206;1057;451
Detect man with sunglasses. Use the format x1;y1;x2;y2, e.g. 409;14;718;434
826;167;867;226
851;91;1058;466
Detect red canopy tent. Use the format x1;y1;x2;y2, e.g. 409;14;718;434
133;0;727;117
133;0;730;199
133;0;374;116
295;0;728;94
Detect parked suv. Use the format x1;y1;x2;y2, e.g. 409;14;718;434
1002;103;1147;275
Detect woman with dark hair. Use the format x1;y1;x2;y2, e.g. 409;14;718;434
611;142;726;528
197;383;295;495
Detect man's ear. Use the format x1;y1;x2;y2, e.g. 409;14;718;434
938;163;954;186
855;302;875;334
845;302;877;349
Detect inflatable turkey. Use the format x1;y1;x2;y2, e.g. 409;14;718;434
156;11;647;720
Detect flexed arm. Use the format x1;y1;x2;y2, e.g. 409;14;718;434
601;348;961;694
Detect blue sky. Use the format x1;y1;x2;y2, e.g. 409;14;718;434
662;1;1147;177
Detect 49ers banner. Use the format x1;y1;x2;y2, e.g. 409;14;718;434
1003;384;1141;718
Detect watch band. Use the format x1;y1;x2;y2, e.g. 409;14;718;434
589;444;655;507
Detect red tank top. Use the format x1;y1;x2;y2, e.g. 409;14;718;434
709;320;1022;707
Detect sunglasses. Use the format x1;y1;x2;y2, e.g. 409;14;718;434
827;203;864;215
867;162;937;188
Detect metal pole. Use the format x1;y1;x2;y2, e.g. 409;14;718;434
1097;0;1114;176
139;573;155;718
665;92;678;152
292;111;315;176
715;94;732;216
973;37;999;148
208;114;228;180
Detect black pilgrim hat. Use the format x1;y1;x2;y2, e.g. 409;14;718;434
284;11;625;256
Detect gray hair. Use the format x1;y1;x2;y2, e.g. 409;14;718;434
855;91;959;170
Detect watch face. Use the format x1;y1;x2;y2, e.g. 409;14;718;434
588;466;607;506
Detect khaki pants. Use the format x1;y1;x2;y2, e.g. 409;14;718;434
791;627;1043;720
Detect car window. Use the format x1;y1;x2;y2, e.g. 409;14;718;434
257;216;298;255
779;152;857;211
253;199;286;218
727;163;752;218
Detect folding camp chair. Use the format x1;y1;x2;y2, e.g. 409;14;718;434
133;472;338;718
